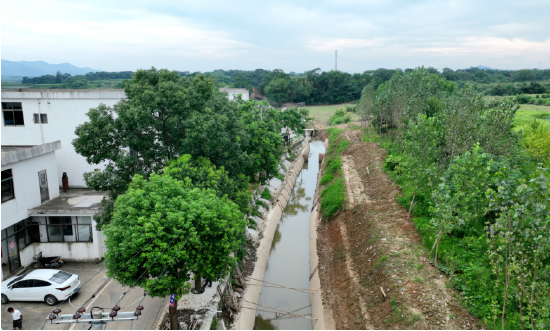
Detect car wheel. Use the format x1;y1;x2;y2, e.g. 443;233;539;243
1;294;9;304
45;294;58;306
52;262;61;268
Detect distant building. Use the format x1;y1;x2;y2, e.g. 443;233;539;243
219;87;250;101
1;141;106;279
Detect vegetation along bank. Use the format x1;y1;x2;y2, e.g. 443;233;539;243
314;67;549;330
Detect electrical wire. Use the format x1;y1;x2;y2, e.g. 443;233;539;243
40;230;151;330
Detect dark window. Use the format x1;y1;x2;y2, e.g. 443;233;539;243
1;218;36;251
46;216;92;242
38;170;49;203
7;276;24;286
49;271;73;284
33;280;51;287
33;113;48;124
12;279;33;288
1;169;15;203
2;102;24;126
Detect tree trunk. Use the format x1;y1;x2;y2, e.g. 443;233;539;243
434;239;439;268
195;274;202;294
530;256;538;330
502;242;509;330
408;191;416;219
169;299;179;330
519;296;525;330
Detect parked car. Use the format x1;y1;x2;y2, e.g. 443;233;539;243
1;270;80;306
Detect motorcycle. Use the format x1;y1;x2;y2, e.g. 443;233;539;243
32;251;63;268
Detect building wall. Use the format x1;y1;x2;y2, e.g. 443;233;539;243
227;91;250;101
19;216;104;266
1;90;125;187
1;151;60;230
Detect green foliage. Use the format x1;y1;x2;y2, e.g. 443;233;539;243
486;167;550;329
261;188;272;200
73;69;309;228
521;119;550;166
320;129;348;218
328;109;352;125
320;173;335;185
104;173;245;299
163;155;251;214
256;200;268;210
320;178;345;218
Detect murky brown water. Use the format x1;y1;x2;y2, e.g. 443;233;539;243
254;139;325;330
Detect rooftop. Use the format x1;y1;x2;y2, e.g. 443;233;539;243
1;89;125;99
1;141;62;166
28;189;108;216
219;87;249;93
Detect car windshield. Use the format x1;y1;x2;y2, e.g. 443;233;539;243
7;276;24;286
49;271;73;284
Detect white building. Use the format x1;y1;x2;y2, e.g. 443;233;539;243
1;89;125;188
1;141;106;279
219;87;250;101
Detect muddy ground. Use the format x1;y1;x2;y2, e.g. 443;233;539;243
316;129;484;330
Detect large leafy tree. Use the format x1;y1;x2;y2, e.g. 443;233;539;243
104;173;245;329
73;68;253;228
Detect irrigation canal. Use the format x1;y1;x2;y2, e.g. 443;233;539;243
254;138;325;330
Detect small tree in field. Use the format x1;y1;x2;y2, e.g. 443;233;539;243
487;167;550;330
104;173;245;330
430;144;494;266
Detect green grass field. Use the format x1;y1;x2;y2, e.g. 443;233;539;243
514;104;550;130
299;103;357;124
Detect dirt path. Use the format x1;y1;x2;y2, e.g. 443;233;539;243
317;129;483;330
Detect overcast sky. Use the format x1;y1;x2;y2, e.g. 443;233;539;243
2;0;549;73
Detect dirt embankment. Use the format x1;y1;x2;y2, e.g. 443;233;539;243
316;129;483;330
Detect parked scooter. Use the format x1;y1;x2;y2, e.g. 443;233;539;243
32;251;63;268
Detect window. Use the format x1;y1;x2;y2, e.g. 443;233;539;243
1;169;15;203
46;216;93;242
38;170;49;203
33;280;51;287
2;218;35;250
33;113;48;124
49;271;73;284
12;279;33;288
7;276;24;287
2;102;24;126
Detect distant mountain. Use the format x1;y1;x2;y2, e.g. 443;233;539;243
1;59;102;77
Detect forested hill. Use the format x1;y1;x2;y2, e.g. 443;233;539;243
7;66;550;105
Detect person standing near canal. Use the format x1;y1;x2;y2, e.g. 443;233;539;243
7;307;23;330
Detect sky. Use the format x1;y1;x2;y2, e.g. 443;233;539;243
2;0;550;73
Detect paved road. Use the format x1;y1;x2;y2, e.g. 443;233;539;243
1;262;167;330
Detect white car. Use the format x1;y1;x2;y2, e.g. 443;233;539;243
1;269;80;306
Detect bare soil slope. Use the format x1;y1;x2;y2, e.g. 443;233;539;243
316;130;484;330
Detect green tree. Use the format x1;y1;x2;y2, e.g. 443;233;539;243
265;77;292;104
230;75;252;91
104;173;245;329
487;167;550;329
73;68;253;229
430;144;495;266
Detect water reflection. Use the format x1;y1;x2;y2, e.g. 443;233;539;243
254;139;326;330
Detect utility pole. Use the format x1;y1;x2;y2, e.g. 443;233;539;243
335;50;338;71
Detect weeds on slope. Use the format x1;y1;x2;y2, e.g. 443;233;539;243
320;128;348;218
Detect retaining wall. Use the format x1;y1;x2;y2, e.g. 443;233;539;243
309;140;336;330
232;140;310;330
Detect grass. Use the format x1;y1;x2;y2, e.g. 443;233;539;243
319;128;348;218
298;103;360;125
261;188;272;200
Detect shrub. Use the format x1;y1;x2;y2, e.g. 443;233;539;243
256;200;269;209
328;109;352;125
261;188;272;200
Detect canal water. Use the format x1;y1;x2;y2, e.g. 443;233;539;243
254;138;325;330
